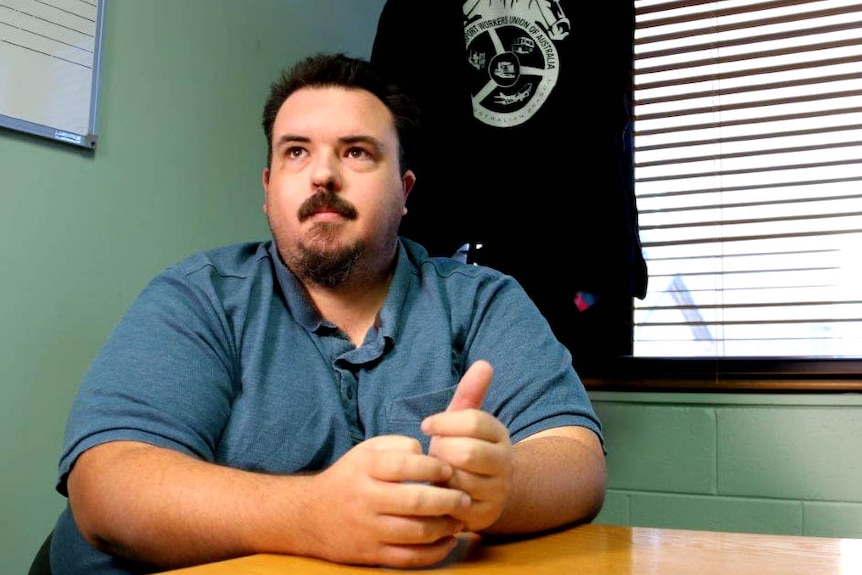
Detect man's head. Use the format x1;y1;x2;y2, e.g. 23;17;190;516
262;53;419;172
260;53;419;290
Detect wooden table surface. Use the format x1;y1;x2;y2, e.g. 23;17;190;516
161;523;862;574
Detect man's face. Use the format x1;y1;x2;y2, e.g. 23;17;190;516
262;86;415;288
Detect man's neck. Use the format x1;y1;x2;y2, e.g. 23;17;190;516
304;268;394;347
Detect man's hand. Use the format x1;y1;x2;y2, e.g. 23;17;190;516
306;435;471;567
421;360;513;532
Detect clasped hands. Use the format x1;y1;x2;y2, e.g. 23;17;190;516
309;360;513;568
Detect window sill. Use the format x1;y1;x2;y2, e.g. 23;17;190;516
580;357;862;392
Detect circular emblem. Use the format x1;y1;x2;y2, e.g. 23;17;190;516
465;19;559;127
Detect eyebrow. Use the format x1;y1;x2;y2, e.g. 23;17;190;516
341;135;385;153
273;133;386;154
273;134;309;150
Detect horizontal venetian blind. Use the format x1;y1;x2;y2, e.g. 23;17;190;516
633;0;862;357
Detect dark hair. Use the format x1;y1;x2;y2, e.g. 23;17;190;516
261;53;420;171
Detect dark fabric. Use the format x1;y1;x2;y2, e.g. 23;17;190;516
28;531;52;575
371;1;648;364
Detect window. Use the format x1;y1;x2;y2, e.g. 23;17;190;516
632;0;862;363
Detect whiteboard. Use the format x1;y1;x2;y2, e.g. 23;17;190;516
0;0;105;149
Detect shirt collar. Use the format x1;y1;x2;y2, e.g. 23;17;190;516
266;239;412;344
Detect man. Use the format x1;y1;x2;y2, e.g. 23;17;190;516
49;53;606;574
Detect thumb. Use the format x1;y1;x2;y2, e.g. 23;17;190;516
447;360;494;412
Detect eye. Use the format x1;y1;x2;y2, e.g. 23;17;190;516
347;146;373;160
286;146;307;159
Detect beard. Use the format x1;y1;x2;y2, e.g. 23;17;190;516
289;223;366;289
268;189;400;290
270;189;365;289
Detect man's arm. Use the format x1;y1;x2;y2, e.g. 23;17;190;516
488;425;606;534
67;436;471;570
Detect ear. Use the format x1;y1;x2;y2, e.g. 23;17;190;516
401;169;416;214
261;167;270;214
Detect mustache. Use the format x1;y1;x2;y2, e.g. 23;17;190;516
298;190;358;222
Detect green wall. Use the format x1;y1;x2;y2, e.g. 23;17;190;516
0;1;385;572
591;391;862;538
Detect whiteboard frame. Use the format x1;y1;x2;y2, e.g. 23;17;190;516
0;0;106;150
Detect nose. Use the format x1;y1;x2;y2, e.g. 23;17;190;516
310;150;342;192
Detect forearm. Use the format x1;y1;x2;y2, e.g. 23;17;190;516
482;428;607;535
67;441;319;568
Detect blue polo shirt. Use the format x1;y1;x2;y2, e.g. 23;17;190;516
51;238;603;575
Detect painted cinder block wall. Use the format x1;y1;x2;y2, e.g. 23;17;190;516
590;391;862;538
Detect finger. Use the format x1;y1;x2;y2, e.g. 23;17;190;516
446;360;493;412
375;537;460;568
370;450;454;484
423;410;507;442
427;436;488;472
366;434;423;453
376;482;471;517
376;513;464;545
427;434;508;476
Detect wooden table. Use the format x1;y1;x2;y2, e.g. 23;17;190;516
161;523;862;574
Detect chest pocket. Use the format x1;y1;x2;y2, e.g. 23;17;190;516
388;387;456;453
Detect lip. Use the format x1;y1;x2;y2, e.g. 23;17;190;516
308;210;347;222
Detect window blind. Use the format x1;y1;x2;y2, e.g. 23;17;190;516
633;0;862;358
